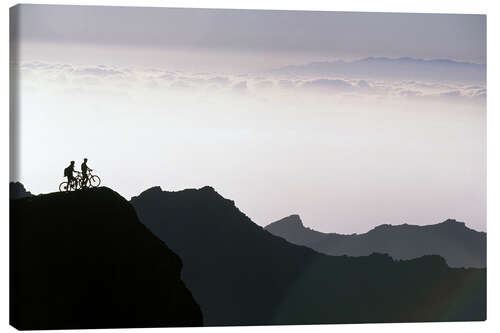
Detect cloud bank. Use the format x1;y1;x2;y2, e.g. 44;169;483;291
14;58;486;104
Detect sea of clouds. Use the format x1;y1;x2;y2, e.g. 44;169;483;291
13;59;486;105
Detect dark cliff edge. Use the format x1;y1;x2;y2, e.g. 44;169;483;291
10;187;203;330
265;215;486;268
131;186;486;326
10;182;33;200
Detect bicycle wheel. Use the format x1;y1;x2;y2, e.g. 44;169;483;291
59;181;68;192
89;175;101;187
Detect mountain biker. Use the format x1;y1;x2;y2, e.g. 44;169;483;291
64;161;77;189
81;158;93;187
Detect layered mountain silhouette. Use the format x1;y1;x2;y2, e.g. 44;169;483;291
265;215;486;268
131;186;486;326
268;57;486;83
10;187;202;330
10;181;33;199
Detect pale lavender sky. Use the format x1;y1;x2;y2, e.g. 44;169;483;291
12;5;486;63
10;5;486;233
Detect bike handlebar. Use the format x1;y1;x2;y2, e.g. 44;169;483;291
68;170;97;177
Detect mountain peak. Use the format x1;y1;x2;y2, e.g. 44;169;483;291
131;185;236;210
200;185;217;192
132;185;223;199
437;218;467;229
130;185;165;202
441;218;463;224
264;214;328;247
266;215;485;268
140;185;163;195
267;214;304;229
11;186;202;330
130;186;486;324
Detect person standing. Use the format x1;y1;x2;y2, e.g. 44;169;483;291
81;158;93;187
63;161;77;191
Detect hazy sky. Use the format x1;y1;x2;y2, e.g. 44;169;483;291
12;5;486;68
10;4;486;233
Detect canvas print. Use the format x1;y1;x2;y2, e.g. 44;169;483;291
9;4;486;330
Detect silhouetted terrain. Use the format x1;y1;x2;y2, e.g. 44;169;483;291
10;187;202;330
265;215;486;268
268;57;486;83
10;181;33;199
131;186;486;326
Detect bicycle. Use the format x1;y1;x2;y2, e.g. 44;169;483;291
58;170;101;192
79;170;101;188
59;171;82;192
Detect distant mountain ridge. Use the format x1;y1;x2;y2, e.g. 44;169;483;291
10;187;202;330
268;57;486;83
131;185;485;326
265;215;486;268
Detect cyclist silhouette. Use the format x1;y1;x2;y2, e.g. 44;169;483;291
81;158;93;188
64;161;77;187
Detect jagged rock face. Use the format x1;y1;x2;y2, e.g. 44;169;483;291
10;187;202;330
265;216;486;268
131;186;486;326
